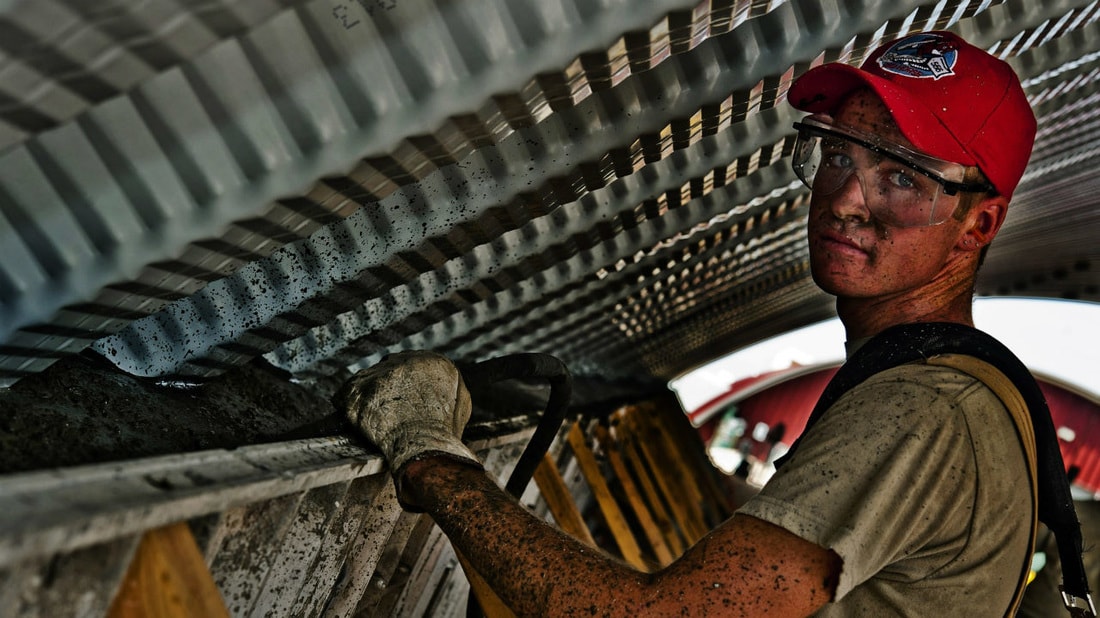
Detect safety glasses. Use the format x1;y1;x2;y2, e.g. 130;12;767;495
792;116;993;227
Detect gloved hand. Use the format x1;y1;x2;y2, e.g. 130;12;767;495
339;351;482;509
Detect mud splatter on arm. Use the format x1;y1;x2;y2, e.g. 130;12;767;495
403;457;840;617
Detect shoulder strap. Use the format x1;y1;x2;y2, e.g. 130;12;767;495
926;353;1038;617
775;322;1094;616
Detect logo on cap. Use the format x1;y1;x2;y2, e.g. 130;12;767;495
876;33;958;80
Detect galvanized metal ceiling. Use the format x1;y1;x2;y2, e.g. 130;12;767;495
1;0;1098;392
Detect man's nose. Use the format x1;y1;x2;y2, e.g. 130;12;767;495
824;169;872;222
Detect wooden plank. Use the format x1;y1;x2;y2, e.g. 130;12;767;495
248;481;352;618
614;416;686;556
0;438;379;570
208;493;304;616
187;512;226;562
420;550;465;618
593;424;675;565
29;534;141;618
321;480;406;618
657;396;736;523
635;406;718;530
0;558;46;618
428;552;478;618
0;429;534;570
288;473;390;617
0;431;534;618
566;422;648;570
107;523;229;618
392;523;465;617
532;453;598;547
386;518;452;617
618;409;708;544
354;511;429;617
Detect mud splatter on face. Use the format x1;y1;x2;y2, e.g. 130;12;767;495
833;88;906;144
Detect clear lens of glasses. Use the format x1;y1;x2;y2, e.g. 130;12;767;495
792;117;988;228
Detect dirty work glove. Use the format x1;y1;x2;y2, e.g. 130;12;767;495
340;351;482;509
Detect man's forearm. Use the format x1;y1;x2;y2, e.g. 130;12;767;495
338;352;836;615
401;456;838;618
402;456;653;617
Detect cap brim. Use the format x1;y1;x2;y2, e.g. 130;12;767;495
788;63;975;167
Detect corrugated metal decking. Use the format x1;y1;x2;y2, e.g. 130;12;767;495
2;0;1096;389
1;1;1099;616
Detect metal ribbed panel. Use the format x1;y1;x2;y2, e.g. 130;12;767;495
968;2;1100;302
88;0;953;382
0;534;140;617
0;0;303;152
0;0;704;385
2;0;1099;389
267;108;804;377
4;4;1100;615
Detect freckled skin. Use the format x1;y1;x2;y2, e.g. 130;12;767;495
403;459;840;617
806;90;1009;340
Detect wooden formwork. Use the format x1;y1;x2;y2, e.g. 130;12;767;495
0;395;729;617
0;431;534;618
558;400;733;573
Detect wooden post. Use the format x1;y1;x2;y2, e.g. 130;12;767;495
533;452;599;547
455;550;516;618
654;394;736;523
593;423;676;565
107;522;230;618
613;413;687;555
566;421;649;570
633;406;711;539
617;408;708;544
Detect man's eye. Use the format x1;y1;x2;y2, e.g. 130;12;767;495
887;170;917;189
824;153;852;169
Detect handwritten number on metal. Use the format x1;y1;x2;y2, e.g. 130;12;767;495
332;0;398;26
356;0;398;16
332;4;361;29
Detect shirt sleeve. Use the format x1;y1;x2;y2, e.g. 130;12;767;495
737;364;980;599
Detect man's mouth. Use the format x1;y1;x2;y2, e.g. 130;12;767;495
817;228;870;257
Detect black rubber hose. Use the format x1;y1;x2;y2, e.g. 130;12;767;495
459;353;574;500
302;351;573;617
459;352;573;618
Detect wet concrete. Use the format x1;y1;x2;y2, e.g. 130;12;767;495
0;352;347;474
0;351;657;475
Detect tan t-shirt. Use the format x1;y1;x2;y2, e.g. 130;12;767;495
738;363;1032;616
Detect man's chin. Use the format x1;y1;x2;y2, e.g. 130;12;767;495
810;269;873;299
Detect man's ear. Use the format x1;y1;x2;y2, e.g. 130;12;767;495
958;195;1008;252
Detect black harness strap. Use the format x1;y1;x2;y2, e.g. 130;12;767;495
775;322;1093;615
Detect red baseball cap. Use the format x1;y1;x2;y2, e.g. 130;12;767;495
788;31;1036;199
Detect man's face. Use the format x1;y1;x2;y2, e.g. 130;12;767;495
805;90;971;300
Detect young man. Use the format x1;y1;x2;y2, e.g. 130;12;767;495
341;31;1038;616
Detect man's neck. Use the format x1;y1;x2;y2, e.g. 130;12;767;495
837;291;975;342
835;251;981;340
